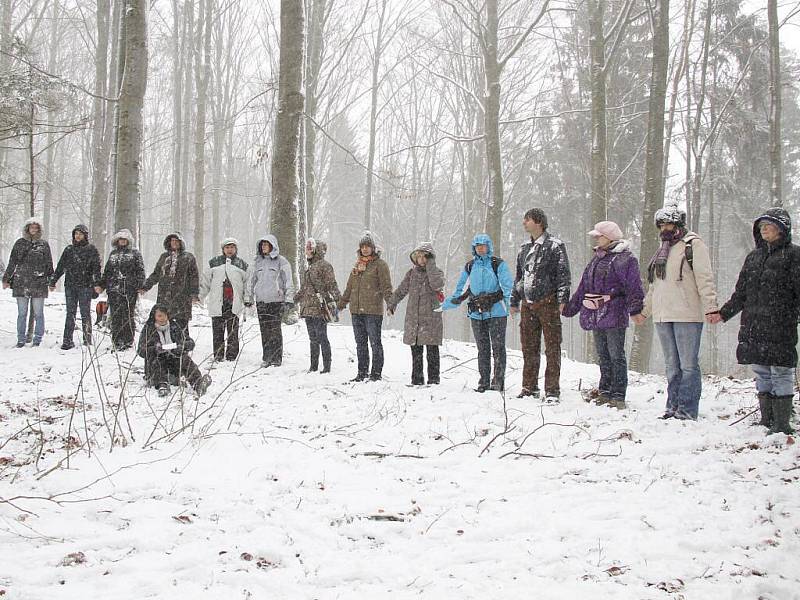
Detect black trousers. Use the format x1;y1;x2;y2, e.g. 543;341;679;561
64;286;93;345
257;302;283;365
146;352;202;389
305;317;331;370
471;316;507;388
212;300;240;361
411;345;440;384
351;314;383;376
108;291;137;349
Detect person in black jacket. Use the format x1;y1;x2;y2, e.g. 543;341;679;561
2;217;54;347
139;233;199;334
714;208;800;435
137;304;211;397
95;229;146;351
509;208;571;401
50;224;102;349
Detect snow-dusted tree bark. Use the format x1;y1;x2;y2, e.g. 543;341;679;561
767;0;781;206
170;0;183;231
90;0;112;251
270;0;305;278
304;0;325;237
193;0;213;260
629;0;669;374
114;0;148;239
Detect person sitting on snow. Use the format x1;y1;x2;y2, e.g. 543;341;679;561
137;304;211;397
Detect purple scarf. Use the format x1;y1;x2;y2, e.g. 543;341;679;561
648;228;686;282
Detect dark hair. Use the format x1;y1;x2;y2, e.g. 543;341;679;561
523;208;548;230
153;304;170;317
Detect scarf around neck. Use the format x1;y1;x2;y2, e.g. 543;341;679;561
648;228;686;282
355;253;377;273
155;322;173;346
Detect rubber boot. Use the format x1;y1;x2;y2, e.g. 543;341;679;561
756;392;773;428
768;395;794;435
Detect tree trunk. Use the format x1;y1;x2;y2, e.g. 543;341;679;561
114;0;148;240
179;0;195;233
171;0;183;231
587;0;607;227
767;0;781;206
363;0;386;230
270;0;306;280
483;0;503;244
90;0;112;251
304;0;325;237
629;0;669;374
42;0;60;235
193;0;213;261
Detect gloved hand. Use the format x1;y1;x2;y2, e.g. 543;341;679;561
154;342;163;354
451;295;464;305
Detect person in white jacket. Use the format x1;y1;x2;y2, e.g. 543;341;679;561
638;201;719;420
199;238;249;361
246;234;295;368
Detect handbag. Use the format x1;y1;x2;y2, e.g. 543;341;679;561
306;269;339;323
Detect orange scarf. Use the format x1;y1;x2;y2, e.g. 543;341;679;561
354;253;376;273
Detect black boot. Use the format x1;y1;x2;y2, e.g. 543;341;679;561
756;392;774;428
309;344;320;372
769;395;795;435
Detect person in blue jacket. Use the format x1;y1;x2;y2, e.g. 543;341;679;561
442;233;514;392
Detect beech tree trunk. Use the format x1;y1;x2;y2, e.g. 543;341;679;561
767;0;782;206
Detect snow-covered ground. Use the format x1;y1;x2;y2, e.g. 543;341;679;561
0;293;798;599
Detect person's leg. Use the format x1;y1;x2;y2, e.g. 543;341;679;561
520;302;543;393
211;316;225;360
410;345;424;384
267;302;283;365
256;302;271;363
225;309;240;361
15;297;29;345
366;315;384;377
149;355;169;388
31;297;45;344
655;322;681;416
471;318;491;388
488;316;507;390
539;298;563;397
63;287;78;346
769;366;795;397
672;322;704;419
606;327;628;402
751;364;775;427
116;293;137;348
177;353;203;388
306;317;320;371
318;320;332;372
769;366;795;434
427;345;440;384
593;329;612;397
78;288;93;344
351;314;369;377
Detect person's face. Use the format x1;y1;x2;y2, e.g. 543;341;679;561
154;310;169;326
475;243;488;256
523;218;543;238
760;221;781;243
117;238;129;247
223;244;236;257
658;222;676;233
261;240;273;255
169;238;181;251
28;223;40;235
594;234;612;249
74;230;85;243
414;252;428;266
305;243;314;258
360;244;373;257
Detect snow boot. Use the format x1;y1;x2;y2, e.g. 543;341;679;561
194;374;212;397
157;384;170;397
61;341;75;350
769;395;795;435
756;393;774;428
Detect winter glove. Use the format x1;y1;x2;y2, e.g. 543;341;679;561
154;342;164;354
451;294;464;305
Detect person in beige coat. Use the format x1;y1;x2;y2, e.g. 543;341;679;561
637;202;719;420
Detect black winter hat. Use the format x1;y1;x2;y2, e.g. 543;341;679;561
753;207;792;246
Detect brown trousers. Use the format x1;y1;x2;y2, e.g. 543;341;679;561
520;294;562;395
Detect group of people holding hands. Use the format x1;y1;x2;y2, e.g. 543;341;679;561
3;202;798;434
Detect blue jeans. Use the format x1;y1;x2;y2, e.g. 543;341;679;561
64;286;93;345
593;327;628;400
655;322;703;419
752;364;795;397
351;314;383;376
16;297;45;344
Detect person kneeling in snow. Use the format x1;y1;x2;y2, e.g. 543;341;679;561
137;304;211;397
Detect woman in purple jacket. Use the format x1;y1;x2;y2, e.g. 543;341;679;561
563;221;645;408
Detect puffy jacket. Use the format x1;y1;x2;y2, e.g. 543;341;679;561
720;208;800;367
199;237;249;318
294;241;341;318
444;233;513;320
137;305;196;361
510;231;571;307
99;229;146;296
339;249;393;316
50;224;102;289
563;240;645;330
388;242;445;345
247;234;295;304
642;231;718;322
3;217;54;299
142;233;200;321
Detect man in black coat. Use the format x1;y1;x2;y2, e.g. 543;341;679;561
50;224;102;349
714;208;800;435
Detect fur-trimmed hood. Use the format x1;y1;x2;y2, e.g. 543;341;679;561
110;229;135;249
22;217;44;241
163;232;186;252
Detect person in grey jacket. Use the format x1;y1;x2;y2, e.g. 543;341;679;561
246;234;295;367
199;238;249;362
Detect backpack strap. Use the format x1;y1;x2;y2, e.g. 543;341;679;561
678;235;696;281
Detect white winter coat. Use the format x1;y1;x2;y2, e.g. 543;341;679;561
199;238;249;317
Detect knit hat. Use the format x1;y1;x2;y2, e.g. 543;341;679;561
587;221;623;241
358;231;376;250
654;201;686;228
